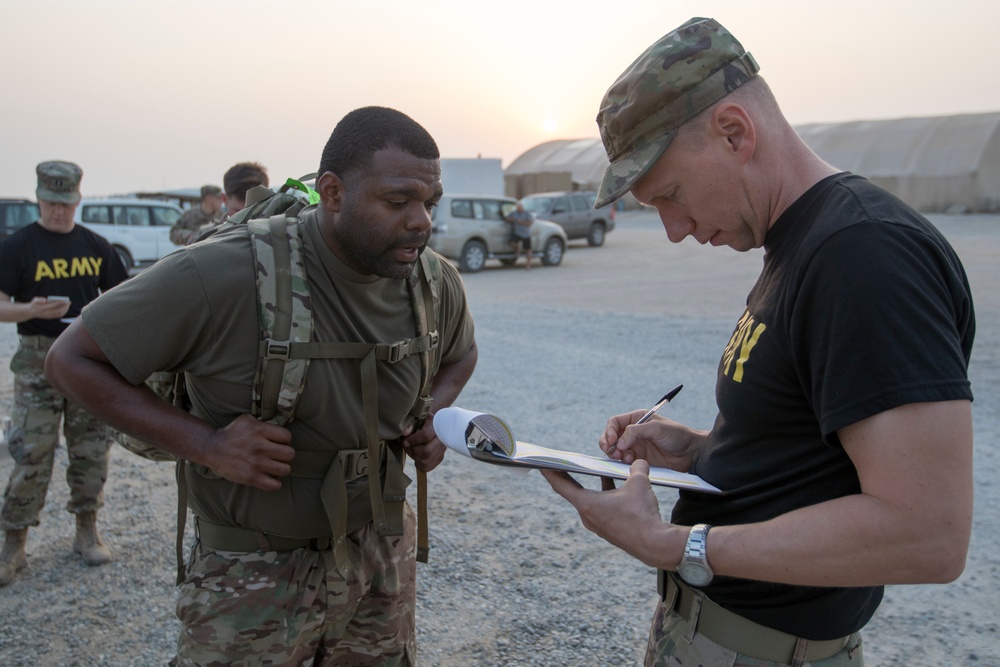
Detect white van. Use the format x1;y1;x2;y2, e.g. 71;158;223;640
75;198;183;269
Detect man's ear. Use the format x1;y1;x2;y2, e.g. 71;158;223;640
712;103;755;164
317;171;345;213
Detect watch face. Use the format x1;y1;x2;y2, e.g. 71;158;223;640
679;562;712;587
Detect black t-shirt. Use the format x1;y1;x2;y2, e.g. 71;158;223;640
671;173;975;639
0;222;129;337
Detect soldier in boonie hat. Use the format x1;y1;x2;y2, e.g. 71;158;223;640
35;161;83;205
594;17;759;208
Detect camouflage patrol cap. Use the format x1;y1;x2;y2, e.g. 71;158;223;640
594;17;760;207
35;161;83;204
200;184;222;198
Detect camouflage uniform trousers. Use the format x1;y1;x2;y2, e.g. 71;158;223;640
172;503;418;666
1;336;111;529
644;597;865;667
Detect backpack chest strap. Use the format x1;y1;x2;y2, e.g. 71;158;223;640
259;331;439;363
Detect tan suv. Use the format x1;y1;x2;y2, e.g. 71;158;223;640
429;194;568;273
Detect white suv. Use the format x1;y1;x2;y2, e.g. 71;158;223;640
75;198;183;269
429;194;568;273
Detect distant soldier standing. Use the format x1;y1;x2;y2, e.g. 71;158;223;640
0;161;129;585
169;184;223;246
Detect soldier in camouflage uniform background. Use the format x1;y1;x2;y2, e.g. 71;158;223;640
188;161;270;244
0;161;130;586
169;184;223;246
46;108;478;665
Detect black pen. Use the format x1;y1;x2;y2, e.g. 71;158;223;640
606;384;683;457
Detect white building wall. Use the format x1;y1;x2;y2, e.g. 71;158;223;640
440;158;504;196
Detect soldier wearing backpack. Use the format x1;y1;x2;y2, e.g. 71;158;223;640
45;107;478;666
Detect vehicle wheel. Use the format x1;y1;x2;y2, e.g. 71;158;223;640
114;246;133;270
459;240;487;273
587;222;606;247
499;258;517;267
541;237;565;266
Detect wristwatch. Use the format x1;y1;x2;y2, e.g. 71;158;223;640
677;523;713;587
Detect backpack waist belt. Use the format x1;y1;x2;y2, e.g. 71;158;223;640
659;571;851;664
287;448;372;484
195;516;332;552
190;441;410;576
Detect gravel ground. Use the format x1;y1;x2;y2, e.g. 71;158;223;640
1;211;998;666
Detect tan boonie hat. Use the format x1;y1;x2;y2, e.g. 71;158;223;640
35;161;83;204
594;17;760;208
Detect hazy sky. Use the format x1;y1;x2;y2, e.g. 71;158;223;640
3;0;998;199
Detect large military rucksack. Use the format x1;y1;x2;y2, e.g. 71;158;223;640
113;178;444;581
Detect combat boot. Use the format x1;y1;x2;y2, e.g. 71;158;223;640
0;528;28;586
73;511;112;566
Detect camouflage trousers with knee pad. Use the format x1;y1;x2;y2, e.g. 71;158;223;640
171;503;418;666
1;337;111;530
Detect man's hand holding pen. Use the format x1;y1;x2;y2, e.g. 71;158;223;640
605;384;681;458
601;384;708;471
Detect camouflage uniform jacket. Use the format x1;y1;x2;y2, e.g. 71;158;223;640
170;206;219;246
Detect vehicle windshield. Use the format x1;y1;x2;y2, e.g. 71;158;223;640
521;197;552;215
3;203;40;230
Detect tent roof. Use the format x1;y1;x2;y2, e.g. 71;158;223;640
796;111;1000;177
506;138;609;188
505;112;1000;211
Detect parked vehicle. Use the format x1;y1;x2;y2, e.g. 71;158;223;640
520;190;615;246
429;194;568;273
74;198;183;269
0;198;40;241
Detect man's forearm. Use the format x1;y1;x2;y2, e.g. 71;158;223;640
44;323;216;463
640;401;973;587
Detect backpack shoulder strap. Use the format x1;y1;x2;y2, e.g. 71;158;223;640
407;250;444;423
408;250;444;563
249;214;312;424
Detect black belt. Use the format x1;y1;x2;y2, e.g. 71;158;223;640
658;570;851;664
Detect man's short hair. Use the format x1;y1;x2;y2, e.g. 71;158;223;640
318;107;439;180
223;162;269;200
200;184;222;199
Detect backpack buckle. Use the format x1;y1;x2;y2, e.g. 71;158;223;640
386;340;410;363
264;338;292;361
411;396;434;420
